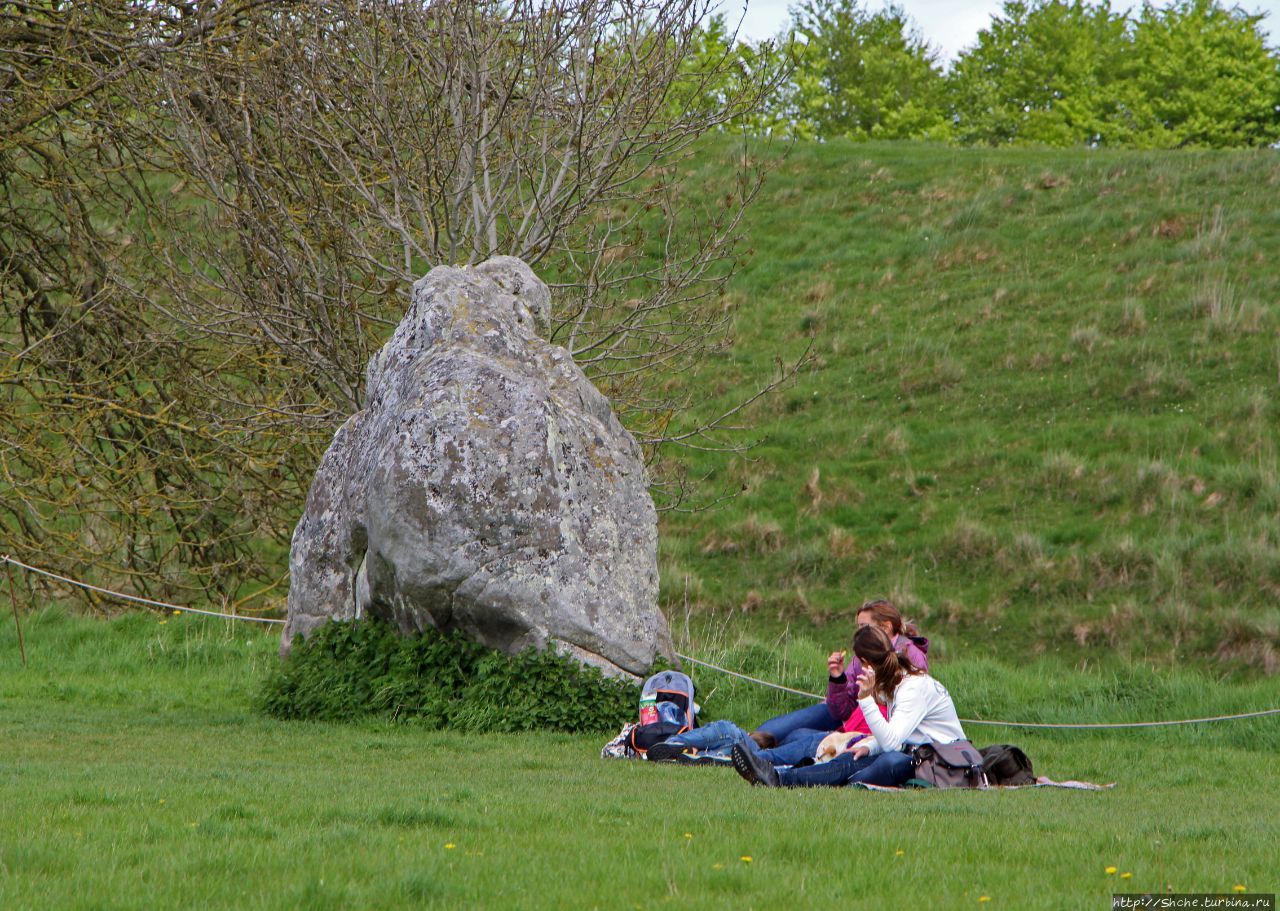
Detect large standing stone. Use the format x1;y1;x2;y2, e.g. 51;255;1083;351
283;256;672;678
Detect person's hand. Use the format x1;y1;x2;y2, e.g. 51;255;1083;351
855;666;875;699
843;735;871;758
826;650;846;678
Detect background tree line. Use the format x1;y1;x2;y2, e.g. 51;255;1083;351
711;0;1280;147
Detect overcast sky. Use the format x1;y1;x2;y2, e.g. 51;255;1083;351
725;0;1280;63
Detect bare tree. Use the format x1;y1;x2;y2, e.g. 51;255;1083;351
1;0;790;610
1;2;307;608
146;0;792;450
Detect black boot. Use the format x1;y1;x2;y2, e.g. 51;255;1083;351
731;743;780;787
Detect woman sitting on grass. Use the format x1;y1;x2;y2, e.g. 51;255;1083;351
648;599;928;764
749;599;929;747
731;624;965;788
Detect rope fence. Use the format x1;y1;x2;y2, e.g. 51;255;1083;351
5;554;1278;729
675;653;1280;729
1;555;285;625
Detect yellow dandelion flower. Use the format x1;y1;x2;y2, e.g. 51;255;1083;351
172;610;181;616
895;849;905;857
1120;873;1132;880
740;856;753;864
1233;886;1247;894
683;833;693;839
159;620;168;625
158;799;165;804
444;843;456;850
979;897;990;903
1105;867;1117;875
712;863;724;870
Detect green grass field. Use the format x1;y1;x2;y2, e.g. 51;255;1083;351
660;140;1280;675
1;610;1277;909
4;141;1280;908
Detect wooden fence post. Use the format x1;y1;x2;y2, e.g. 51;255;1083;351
5;558;28;668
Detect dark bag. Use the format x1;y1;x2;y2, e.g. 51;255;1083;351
629;719;687;753
979;744;1035;786
912;739;988;788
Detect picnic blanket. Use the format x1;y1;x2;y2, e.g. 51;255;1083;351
854;777;1114;791
602;724;1114;789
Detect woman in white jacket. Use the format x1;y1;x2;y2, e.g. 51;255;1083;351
732;625;966;788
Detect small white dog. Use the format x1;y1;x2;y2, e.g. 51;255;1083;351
814;731;874;763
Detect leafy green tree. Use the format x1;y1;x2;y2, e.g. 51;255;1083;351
788;0;949;140
1126;0;1280;148
948;0;1134;146
665;14;793;135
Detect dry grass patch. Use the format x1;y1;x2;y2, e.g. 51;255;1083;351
1196;271;1243;330
804;279;834;304
1090;536;1154;591
739;513;786;553
1152;215;1186;239
699;532;740;556
826;526;857;559
1214;611;1280;674
800;467;822;514
1041;450;1087;491
879;426;910;457
935;243;1000;271
1192;204;1228;257
1117;299;1147;335
1124;362;1190;400
941;516;1000;564
1070;324;1103;354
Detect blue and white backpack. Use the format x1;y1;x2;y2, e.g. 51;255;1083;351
628;670;697;755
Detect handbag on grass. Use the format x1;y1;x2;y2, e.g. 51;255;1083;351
911;739;989;788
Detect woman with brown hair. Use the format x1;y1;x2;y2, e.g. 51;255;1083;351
647;599;928;765
731;624;965;788
749;599;928;746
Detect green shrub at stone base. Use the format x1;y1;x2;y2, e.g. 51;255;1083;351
256;618;637;733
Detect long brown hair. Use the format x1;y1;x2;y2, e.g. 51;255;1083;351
857;599;920;638
853;624;924;705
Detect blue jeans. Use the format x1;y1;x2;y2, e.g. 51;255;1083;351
663;719;749;757
669;722;829;765
777;750;914;788
754;701;839;743
756;729;829;766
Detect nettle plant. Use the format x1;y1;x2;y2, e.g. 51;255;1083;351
257;618;637;733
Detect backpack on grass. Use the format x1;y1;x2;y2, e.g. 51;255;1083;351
628;670;696;755
979;743;1036;786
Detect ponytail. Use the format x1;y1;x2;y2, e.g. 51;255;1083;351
874;649;902;706
853;625;923;705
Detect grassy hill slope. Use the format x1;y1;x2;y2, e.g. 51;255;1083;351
660;140;1280;673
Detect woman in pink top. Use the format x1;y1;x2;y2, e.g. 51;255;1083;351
732;624;965;788
648;600;928;765
750;600;929;747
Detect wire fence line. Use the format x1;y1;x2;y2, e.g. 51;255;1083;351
675;653;1280;729
5;554;1278;729
1;555;285;625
